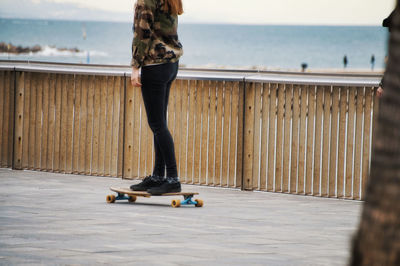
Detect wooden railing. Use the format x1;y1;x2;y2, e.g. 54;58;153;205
241;81;377;200
0;61;381;200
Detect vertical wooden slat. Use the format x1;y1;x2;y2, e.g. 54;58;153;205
123;78;134;178
260;83;270;191
243;82;255;190
369;88;380;185
200;81;209;185
353;87;364;199
186;80;196;183
53;74;62;172
13;72;25;169
10;71;21;170
59;74;69;172
251;83;261;190
228;82;239;187
361;87;373;200
207;81;217;185
8;71;15;167
117;76;125;177
104;76;115;176
329;87;340;197
46;74;56;171
321;86;332;196
275;83;285;192
0;71;4;166
85;75;95;175
97;76;108;175
214;81;224;186
65;75;74;173
267;83;277;191
34;73;43;170
91;76;101;175
221;82;232;187
78;76;88;174
345;87;356;198
236;82;245;188
337;87;347;198
298;85;307;194
111;76;122;177
58;74;69;171
40;74;50;170
305;85;315;195
179;80;189;181
0;71;7;165
3;71;15;167
313;86;324;196
21;72;31;169
193;81;203;184
28;73;37;170
371;89;380;148
131;85;141;178
72;75;82;173
2;71;11;166
174;80;183;177
290;85;300;193
282;84;292;193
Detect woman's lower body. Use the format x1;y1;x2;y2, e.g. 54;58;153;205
130;61;181;195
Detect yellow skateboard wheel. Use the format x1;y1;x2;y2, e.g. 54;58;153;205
128;195;137;203
171;199;181;208
195;199;204;207
106;195;116;203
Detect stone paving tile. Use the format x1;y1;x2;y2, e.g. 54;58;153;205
0;168;362;265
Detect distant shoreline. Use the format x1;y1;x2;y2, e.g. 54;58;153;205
0;42;80;55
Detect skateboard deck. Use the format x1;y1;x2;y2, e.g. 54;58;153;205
106;187;203;208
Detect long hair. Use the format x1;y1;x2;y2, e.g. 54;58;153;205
163;0;183;15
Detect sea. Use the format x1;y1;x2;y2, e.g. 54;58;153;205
0;18;389;71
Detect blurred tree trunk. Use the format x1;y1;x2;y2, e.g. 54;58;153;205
350;3;400;266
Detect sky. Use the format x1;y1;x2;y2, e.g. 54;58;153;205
0;0;396;25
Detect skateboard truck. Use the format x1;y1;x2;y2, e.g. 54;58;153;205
180;195;198;206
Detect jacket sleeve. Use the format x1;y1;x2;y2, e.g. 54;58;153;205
131;0;155;68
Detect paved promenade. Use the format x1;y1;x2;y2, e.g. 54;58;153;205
0;168;362;265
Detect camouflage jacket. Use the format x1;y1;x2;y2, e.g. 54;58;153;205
131;0;183;68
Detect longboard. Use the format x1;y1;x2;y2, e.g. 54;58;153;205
106;187;203;208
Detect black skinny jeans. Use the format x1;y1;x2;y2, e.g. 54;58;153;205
141;62;179;178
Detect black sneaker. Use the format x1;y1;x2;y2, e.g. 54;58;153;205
147;177;181;195
130;176;164;191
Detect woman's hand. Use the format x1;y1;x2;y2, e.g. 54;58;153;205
377;86;384;98
131;67;142;87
